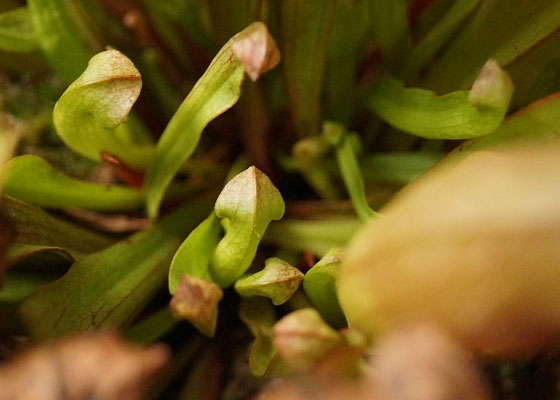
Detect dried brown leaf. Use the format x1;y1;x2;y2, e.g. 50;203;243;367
0;332;169;400
272;308;342;372
170;274;223;337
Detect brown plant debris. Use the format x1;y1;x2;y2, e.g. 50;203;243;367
0;332;169;400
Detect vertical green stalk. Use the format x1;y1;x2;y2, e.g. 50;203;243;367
27;0;103;80
401;0;482;80
368;0;412;72
324;122;377;221
276;0;337;136
325;0;371;124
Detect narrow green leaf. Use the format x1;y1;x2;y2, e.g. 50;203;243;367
0;7;39;52
503;31;560;109
168;213;221;293
19;198;212;340
124;307;177;345
336;139;376;220
145;22;279;218
137;50;182;120
368;0;412;71
27;0;103;81
2;195;112;261
303;248;347;329
360;152;443;185
401;0;482;79
208;0;261;43
264;218;361;257
239;297;290;377
0;273;48;304
6;245;74;269
2;155;144;212
234;257;304;305
141;0;214;71
53;49;154;170
276;0;337;136
211;166;285;287
369;59;513;139
411;0;456;38
325;0;371;124
0;271;52;331
140;0;197;73
452;92;560;157
323;122;377;221
423;0;560;93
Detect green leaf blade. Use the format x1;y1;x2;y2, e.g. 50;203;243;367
323;122;378;221
211;166;285;287
2;195;112;262
0;7;39;52
369;60;513;139
452;91;560;158
423;0;560;93
303;248;347;329
369;0;412;71
2;155;144;212
27;0;102;81
239;297;290;377
264;218;361;257
276;0;337;136
145;22;279;218
168;213;221;294
325;0;371;124
402;0;482;79
234;257;304;305
53;49;153;170
19;198;212;340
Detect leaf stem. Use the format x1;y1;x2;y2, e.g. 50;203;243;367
124;306;178;345
324;122;379;222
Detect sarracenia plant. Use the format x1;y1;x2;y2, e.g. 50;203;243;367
3;1;560;398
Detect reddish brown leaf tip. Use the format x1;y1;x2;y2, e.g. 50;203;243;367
232;22;280;82
170;274;223;337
